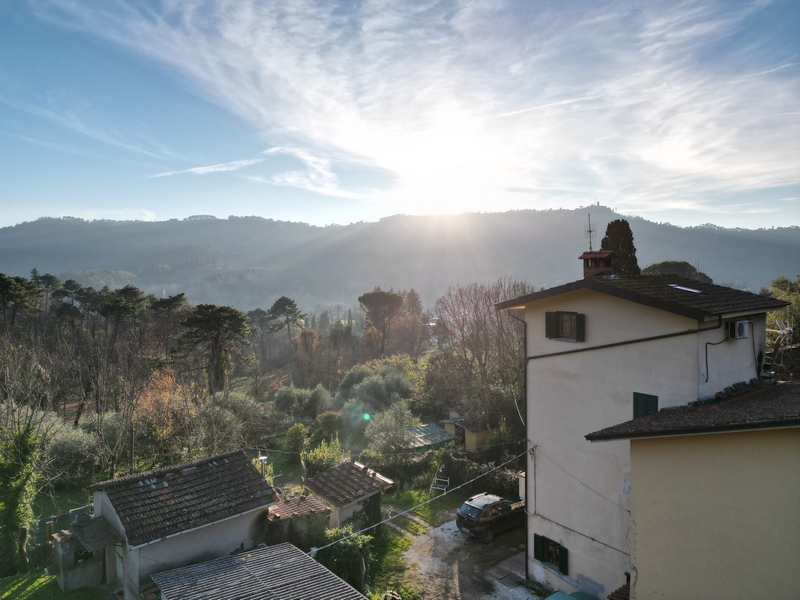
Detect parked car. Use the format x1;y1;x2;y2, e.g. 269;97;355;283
456;492;525;543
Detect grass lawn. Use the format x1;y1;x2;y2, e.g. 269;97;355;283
33;488;92;522
368;527;421;600
383;488;470;527
0;572;101;600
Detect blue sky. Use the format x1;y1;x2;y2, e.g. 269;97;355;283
1;0;798;229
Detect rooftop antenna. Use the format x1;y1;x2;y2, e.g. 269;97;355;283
586;213;595;251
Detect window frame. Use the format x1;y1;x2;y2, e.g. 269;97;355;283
545;311;586;342
533;533;568;575
633;392;658;419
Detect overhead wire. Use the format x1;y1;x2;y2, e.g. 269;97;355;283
308;447;530;556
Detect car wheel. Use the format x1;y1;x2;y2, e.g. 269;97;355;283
481;528;495;544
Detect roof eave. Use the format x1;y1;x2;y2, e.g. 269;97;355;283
586;419;800;442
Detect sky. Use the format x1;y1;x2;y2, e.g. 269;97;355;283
1;0;798;230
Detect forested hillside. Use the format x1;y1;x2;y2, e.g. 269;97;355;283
1;207;796;312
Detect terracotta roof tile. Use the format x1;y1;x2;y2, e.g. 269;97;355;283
607;582;630;600
151;542;365;599
587;380;800;441
304;460;393;507
91;450;275;547
268;494;330;521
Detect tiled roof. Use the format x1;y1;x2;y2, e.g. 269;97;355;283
268;494;330;521
91;450;275;547
151;542;366;600
304;460;393;507
586;380;800;441
407;424;457;449
607;582;630;600
578;250;615;259
496;275;789;320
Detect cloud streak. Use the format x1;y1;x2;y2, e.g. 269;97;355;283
150;158;265;178
29;0;800;224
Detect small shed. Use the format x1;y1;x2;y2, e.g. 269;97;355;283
266;494;330;550
304;460;393;527
442;414;494;453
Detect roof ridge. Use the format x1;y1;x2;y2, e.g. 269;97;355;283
90;449;246;489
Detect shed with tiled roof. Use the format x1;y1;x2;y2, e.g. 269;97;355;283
304;460;393;527
266;494;330;549
91;450;276;600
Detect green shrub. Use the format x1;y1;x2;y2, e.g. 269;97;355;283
284;423;307;463
45;427;99;487
316;411;342;437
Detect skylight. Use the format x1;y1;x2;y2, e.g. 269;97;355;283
668;283;703;294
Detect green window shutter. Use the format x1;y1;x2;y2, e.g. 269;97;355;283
545;313;556;338
633;392;658;418
575;313;586;342
558;545;568;575
533;534;543;560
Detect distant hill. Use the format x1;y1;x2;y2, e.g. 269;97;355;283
1;207;796;312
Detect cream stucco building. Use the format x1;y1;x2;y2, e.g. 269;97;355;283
496;253;788;598
587;380;800;598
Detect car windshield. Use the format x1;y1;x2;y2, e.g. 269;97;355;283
458;503;482;519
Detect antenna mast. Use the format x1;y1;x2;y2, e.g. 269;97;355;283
586;214;595;251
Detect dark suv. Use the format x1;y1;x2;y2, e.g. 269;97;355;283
456;492;525;543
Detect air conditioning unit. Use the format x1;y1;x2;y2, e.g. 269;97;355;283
727;320;749;340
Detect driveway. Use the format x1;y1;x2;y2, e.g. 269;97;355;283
401;514;543;600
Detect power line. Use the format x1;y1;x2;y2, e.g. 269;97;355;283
308;448;529;556
535;447;629;512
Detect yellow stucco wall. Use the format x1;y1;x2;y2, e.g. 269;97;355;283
630;428;800;598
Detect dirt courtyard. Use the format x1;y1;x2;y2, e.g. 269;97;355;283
401;513;543;600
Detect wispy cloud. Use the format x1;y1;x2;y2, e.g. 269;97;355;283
29;0;800;223
150;158;264;178
0;91;171;161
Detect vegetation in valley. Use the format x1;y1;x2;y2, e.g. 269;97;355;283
0;250;795;595
0;268;532;594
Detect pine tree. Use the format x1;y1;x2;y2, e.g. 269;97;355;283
601;219;641;277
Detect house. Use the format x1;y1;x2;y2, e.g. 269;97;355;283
150;542;366;599
90;450;276;600
266;493;330;550
406;423;457;451
586;380;800;598
303;460;393;527
496;254;789;598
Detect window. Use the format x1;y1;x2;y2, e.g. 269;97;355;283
534;533;568;575
545;311;585;342
633;392;658;418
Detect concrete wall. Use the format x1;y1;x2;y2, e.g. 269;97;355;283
629;428;800;598
522;288;766;598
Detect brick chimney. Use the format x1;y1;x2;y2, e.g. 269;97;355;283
579;250;615;278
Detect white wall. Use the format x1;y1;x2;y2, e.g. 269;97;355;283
523;289;765;597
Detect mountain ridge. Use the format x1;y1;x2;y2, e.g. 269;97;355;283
2;207;796;311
